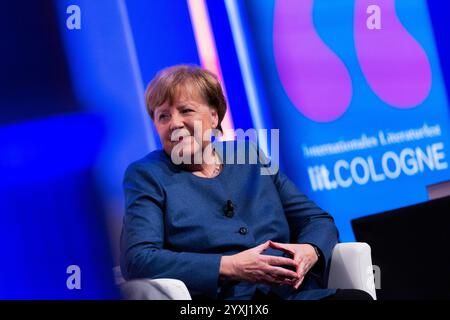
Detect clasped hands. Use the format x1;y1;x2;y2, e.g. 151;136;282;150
220;240;319;289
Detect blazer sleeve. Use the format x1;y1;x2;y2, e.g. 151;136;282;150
253;142;339;278
120;162;222;297
271;169;339;275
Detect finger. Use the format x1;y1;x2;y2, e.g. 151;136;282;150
283;280;297;287
293;275;304;290
262;273;286;286
297;259;309;278
264;256;297;268
267;265;300;279
293;251;302;262
301;259;313;274
265;272;298;287
268;241;295;256
280;276;297;286
275;277;297;287
255;240;271;253
293;255;302;271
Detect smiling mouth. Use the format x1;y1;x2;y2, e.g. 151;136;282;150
171;135;191;144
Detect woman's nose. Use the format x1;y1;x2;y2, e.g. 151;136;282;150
169;113;185;131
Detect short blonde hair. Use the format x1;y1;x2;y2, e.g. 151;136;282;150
144;65;227;132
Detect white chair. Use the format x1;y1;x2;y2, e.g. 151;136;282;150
328;242;377;299
116;242;376;300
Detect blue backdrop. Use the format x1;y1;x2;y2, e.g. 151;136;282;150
1;0;449;298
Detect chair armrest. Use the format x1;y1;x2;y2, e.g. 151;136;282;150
120;278;192;300
327;242;377;300
113;266;192;300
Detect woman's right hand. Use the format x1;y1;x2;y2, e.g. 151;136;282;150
219;241;300;286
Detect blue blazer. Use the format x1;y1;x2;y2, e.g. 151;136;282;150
120;141;339;300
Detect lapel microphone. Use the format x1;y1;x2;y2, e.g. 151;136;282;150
224;200;235;218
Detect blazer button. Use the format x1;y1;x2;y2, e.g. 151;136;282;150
239;227;248;235
225;210;234;218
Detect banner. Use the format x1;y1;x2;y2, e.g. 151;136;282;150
243;0;450;240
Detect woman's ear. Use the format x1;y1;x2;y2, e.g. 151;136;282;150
210;108;219;129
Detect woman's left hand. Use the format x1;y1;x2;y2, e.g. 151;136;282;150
268;241;319;289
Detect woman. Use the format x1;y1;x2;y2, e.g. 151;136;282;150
120;65;372;300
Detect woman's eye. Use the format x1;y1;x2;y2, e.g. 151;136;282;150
158;114;169;120
182;109;193;113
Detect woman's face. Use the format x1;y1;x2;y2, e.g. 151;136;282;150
153;87;219;160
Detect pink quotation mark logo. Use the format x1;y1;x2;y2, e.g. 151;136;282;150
355;0;432;108
273;0;432;123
